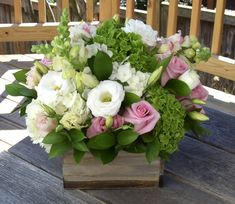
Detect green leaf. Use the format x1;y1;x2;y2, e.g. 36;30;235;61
49;140;71;159
13;69;28;83
73;141;89;152
146;139;160;163
11;98;31;115
124;142;146;153
90;148;118;164
92;51;113;81
141;133;155;143
73;150;85;164
87;132;115;150
69;129;86;143
165;79;191;96
5;84;37;98
117;130;139;146
188;111;209;121
42;131;67;144
122;92;141;107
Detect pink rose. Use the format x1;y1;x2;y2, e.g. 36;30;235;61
177;84;208;111
35;114;57;136
86;117;107;138
123;101;160;135
26;66;42;88
112;115;125;129
161;56;189;86
86;115;124;138
191;84;208;101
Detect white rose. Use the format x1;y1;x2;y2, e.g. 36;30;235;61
87;80;125;117
116;62;133;82
26;100;56;151
36;71;76;114
178;70;200;90
122;19;158;46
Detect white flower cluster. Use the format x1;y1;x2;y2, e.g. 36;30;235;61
122;19;158;47
69;22;97;46
109;62;150;97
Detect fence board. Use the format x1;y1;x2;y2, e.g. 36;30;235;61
38;0;46;23
211;0;226;54
112;0;120;16
99;0;112;21
190;0;202;37
126;0;135;19
167;0;178;36
14;0;22;23
147;0;161;31
86;0;94;21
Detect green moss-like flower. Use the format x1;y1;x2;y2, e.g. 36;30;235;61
146;85;186;159
94;19;158;72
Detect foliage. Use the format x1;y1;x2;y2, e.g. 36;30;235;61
94;19;158;72
146;85;186;159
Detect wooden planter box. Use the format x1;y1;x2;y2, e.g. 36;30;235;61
63;151;164;189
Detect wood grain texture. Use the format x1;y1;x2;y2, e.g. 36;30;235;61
211;0;226;54
146;0;161;31
9;137;62;179
38;0;46;23
63;151;162;189
0;151;104;204
188;107;235;155
86;0;94;21
166;136;235;203
99;0;112;21
195;56;235;81
86;175;228;204
13;0;22;23
190;0;202;37
126;0;135;19
167;0;178;36
112;0;120;16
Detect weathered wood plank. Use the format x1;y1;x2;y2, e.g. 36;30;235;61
9;137;62;179
63;151;162;189
195;56;235;81
0;151;104;204
166;0;178;36
126;0;135;19
189;0;202;37
0;54;35;68
146;0;161;31
188;107;235;155
99;0;112;21
86;175;228;204
165;136;235;203
13;0;22;23
38;0;47;23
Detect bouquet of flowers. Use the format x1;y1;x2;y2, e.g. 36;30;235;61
6;11;211;164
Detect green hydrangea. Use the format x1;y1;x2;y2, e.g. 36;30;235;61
146;85;186;159
94;19;158;72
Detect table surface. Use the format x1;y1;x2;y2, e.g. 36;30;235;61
0;54;235;204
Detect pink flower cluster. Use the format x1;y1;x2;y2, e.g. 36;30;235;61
161;56;208;111
86;101;160;138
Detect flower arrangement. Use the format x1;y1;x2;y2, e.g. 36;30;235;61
6;11;211;164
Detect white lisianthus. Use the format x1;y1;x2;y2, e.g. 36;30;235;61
178;70;200;90
87;80;125;117
86;43;113;58
26;100;57;151
109;62;119;80
116;62;133;83
26;66;42;88
36;71;77;114
122;19;158;46
60;94;90;130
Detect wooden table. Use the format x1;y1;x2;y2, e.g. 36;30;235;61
0;54;235;204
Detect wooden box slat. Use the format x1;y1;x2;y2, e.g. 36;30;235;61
63;151;163;189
